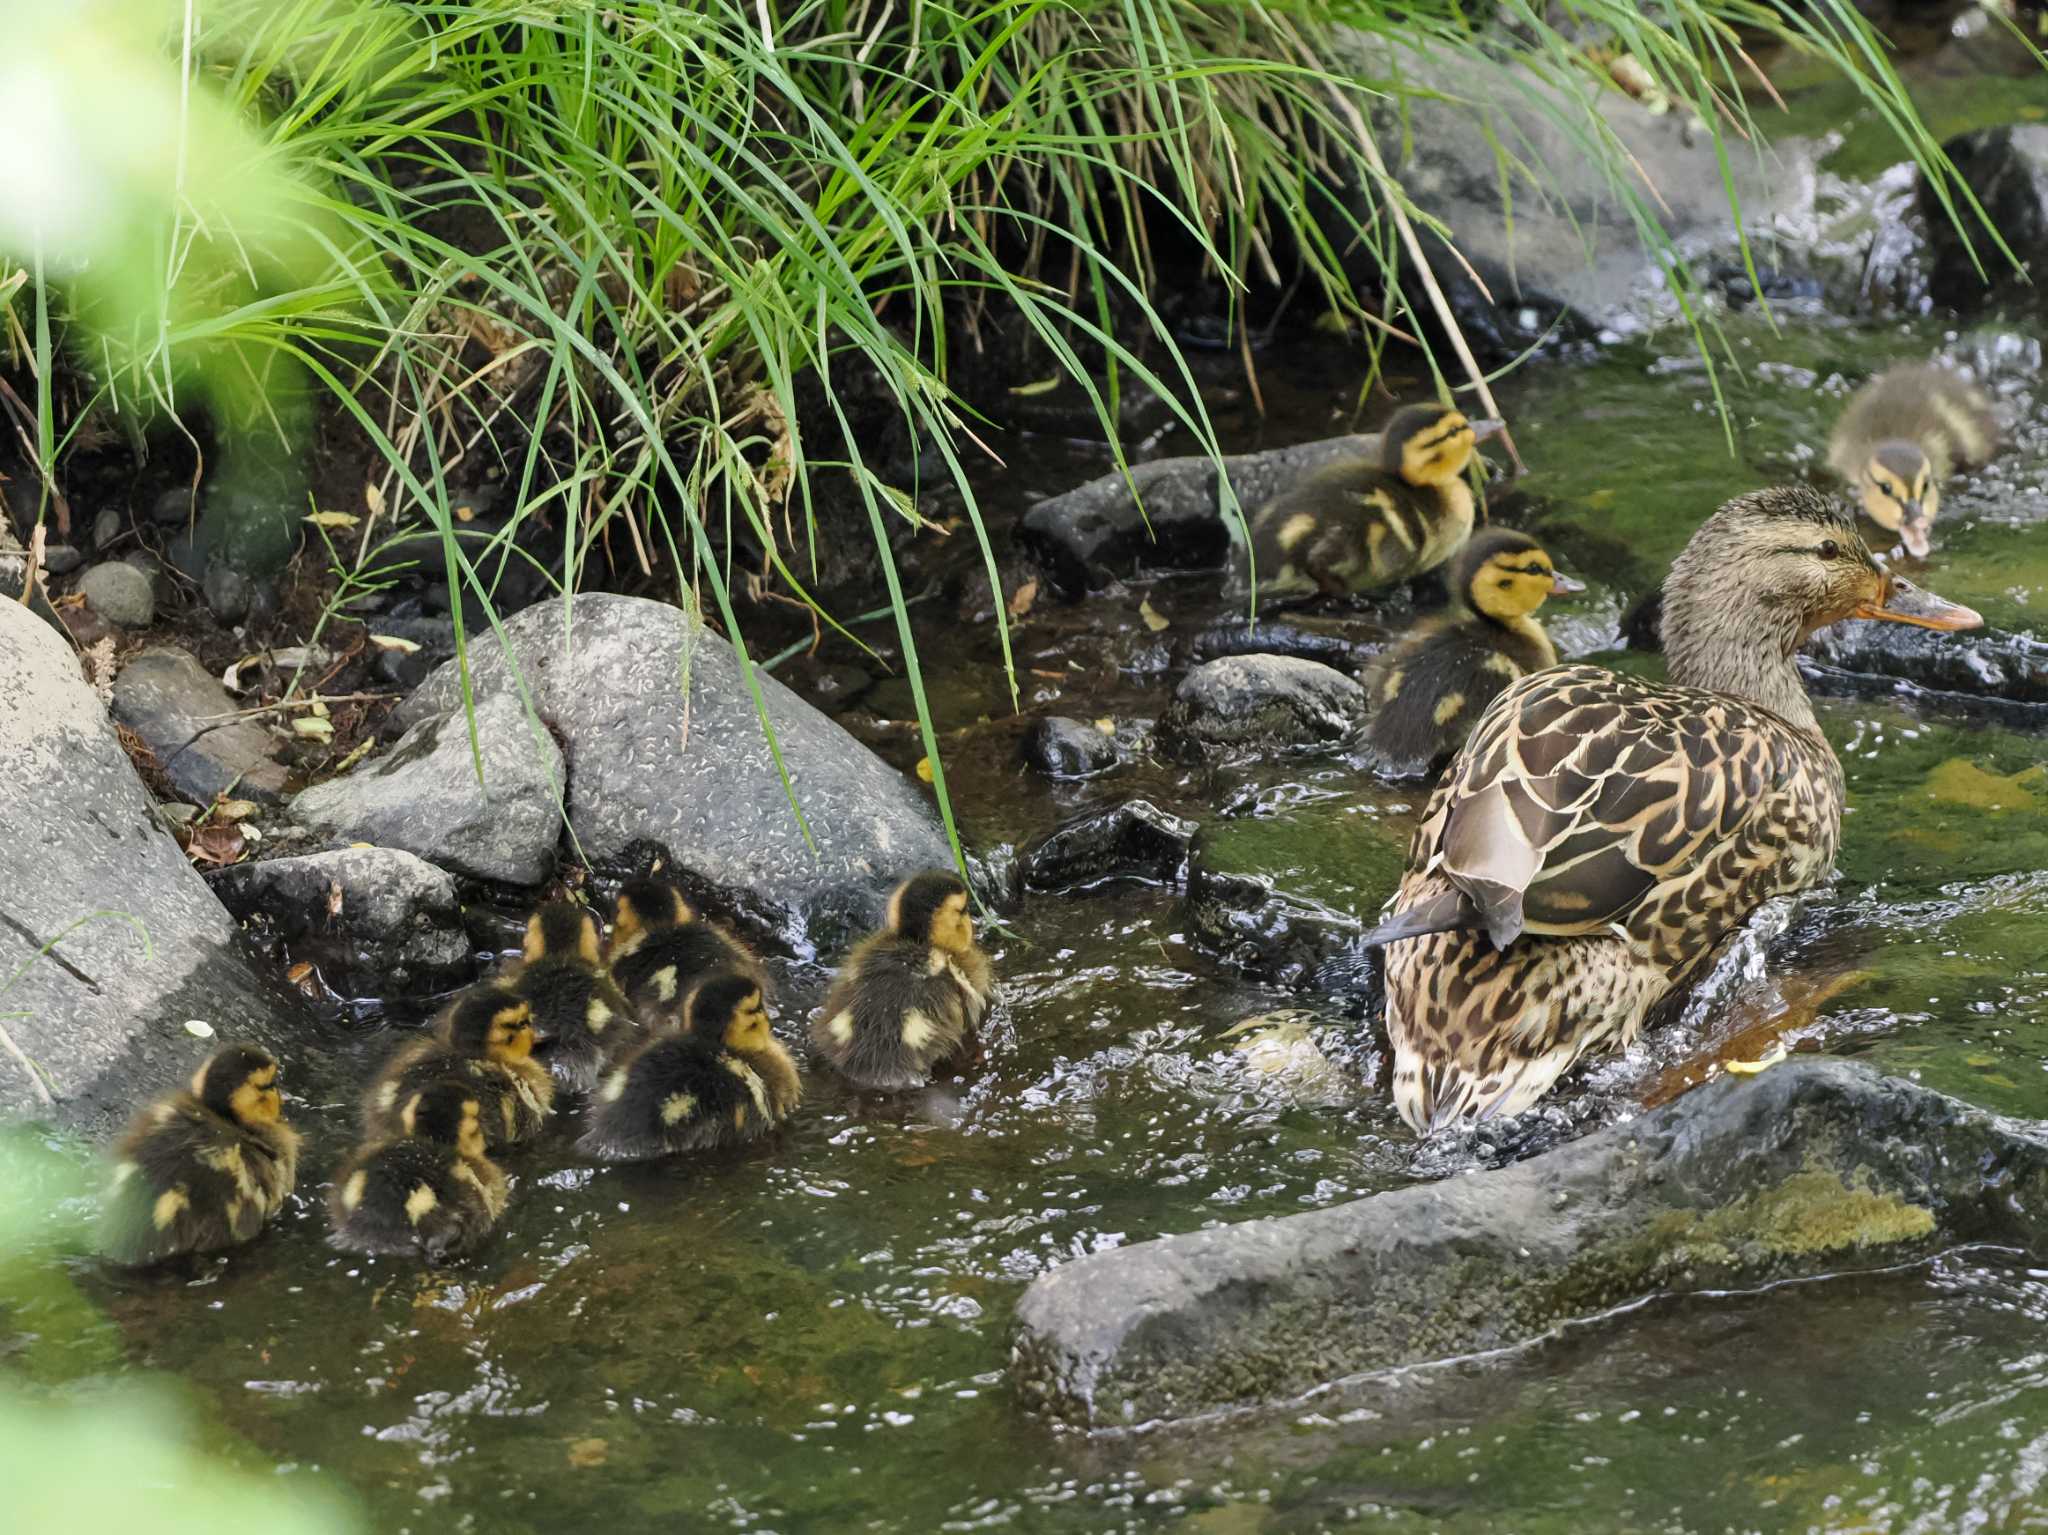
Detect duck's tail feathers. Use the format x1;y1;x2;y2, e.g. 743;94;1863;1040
1392;1040;1586;1135
1362;888;1482;951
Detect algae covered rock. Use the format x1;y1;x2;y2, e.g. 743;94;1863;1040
1158;655;1367;763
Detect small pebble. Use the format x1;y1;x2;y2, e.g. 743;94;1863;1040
77;561;155;627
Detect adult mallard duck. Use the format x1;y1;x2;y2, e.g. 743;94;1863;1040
1366;485;1981;1133
1247;403;1503;597
1828;361;1999;557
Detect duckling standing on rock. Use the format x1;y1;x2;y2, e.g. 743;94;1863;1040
328;1082;508;1262
1829;362;1999;557
578;973;802;1161
1247;403;1504;598
362;986;555;1151
1361;528;1582;777
99;1044;300;1267
501;902;642;1093
606;878;765;1026
810;872;995;1091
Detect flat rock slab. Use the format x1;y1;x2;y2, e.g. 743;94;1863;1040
294;690;563;886
397;594;952;954
111;647;292;805
1011;1060;2048;1429
0;600;334;1134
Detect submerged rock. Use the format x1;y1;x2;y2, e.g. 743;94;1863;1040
1158;655;1366;763
1019;799;1196;893
397;594;951;953
292;691;563;886
1012;1060;2043;1428
211;847;472;997
1022;716;1122;780
0;598;335;1132
111;647;292;806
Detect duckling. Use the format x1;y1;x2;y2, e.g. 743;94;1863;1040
605;878;765;1026
577;973;802;1161
362;986;555;1152
328;1081;508;1262
500;902;642;1093
1247;403;1504;597
1361;528;1582;777
1828;361;1999;557
99;1044;300;1267
809;871;995;1091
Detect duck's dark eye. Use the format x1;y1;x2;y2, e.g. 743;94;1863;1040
1817;539;1841;561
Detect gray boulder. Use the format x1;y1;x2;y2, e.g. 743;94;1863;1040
1924;124;2048;313
1158;654;1367;762
397;594;952;953
77;561;154;628
0;598;333;1134
111;647;291;805
212;847;471;997
1012;1060;2041;1428
292;690;562;886
1022;716;1122;780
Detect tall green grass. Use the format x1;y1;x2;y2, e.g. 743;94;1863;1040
1;0;2022;871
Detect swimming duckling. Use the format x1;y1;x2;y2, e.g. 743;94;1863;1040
501;902;642;1093
1828;361;1999;557
809;871;995;1091
605;878;765;1027
1361;528;1582;777
1247;403;1504;597
99;1044;300;1267
578;973;802;1161
362;986;554;1151
328;1082;508;1262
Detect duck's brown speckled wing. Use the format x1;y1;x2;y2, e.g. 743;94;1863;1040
1419;665;1811;948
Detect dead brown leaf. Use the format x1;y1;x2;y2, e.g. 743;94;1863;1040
566;1438;608;1469
1006;578;1039;620
183;822;246;867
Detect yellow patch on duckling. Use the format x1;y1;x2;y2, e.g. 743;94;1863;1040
586;997;613;1033
651;965;679;1002
659;1092;698;1126
723;1057;771;1118
926;948;949;977
339;1170;367;1213
901;1010;938;1052
1483;653;1521;678
405;1183;439;1225
599;1069;629;1104
1432;692;1465;725
1275;512;1317;550
111;1161;137;1187
151;1188;190;1231
824;1010;855;1046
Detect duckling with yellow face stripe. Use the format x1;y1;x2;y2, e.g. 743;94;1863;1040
328;1082;508;1262
577;973;801;1161
809;872;995;1091
1248;403;1503;597
361;986;555;1152
99;1044;300;1267
501;902;643;1093
1828;362;2000;558
606;878;766;1028
1361;528;1581;778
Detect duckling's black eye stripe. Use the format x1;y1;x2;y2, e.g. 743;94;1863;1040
1413;426;1464;451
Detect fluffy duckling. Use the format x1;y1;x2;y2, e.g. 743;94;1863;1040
1247;403;1504;597
578;973;802;1161
501;902;642;1093
100;1044;300;1267
1361;528;1582;777
606;878;765;1026
809;872;995;1091
328;1082;508;1262
1828;361;1999;557
362;986;554;1152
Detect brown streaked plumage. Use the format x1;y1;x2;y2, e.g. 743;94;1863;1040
1247;404;1503;597
1369;485;1983;1133
1361;527;1581;777
1828;361;1999;558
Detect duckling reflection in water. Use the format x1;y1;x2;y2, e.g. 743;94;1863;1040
1246;403;1503;598
1829;361;1999;558
1361;527;1581;778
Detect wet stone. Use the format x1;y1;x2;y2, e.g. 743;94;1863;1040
1018;799;1196;893
1924;125;2048;313
1158;654;1367;763
91;507;122;551
204;559;253;624
1803;619;2048;719
77;561;154;628
1022;716;1122;780
41;543;81;577
111;646;292;805
151;486;197;526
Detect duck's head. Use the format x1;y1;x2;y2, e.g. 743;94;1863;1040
524;901;602;966
611;879;694;950
887;871;975;954
1453;528;1582;624
445;987;536;1062
1379;403;1504;488
402;1082;487;1160
683;972;774;1053
193;1044;284;1129
1855;439;1937;558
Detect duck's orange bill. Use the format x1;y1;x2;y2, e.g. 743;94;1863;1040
1855;576;1982;631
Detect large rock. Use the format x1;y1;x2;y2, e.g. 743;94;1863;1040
1923;125;2048;314
1011;1060;2040;1428
396;594;952;953
111;647;291;805
1158;654;1367;762
292;691;563;886
0;599;334;1133
211;847;472;997
1803;619;2048;720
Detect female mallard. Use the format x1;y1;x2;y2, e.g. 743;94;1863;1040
1828;361;1999;558
1247;403;1503;597
1367;485;1981;1133
1361;527;1582;777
